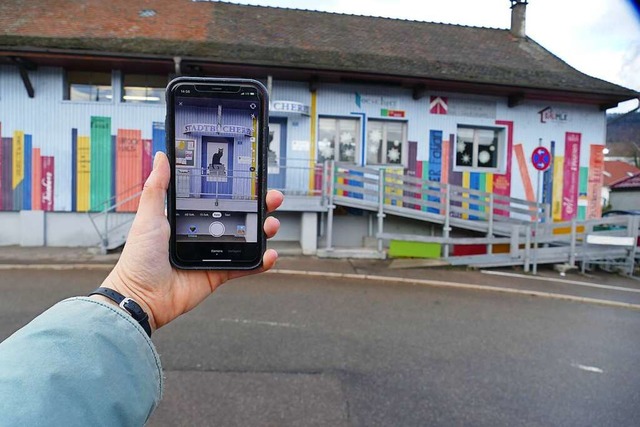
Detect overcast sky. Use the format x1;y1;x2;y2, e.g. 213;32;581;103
218;0;640;113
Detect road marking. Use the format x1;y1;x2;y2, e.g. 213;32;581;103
480;270;640;294
219;317;304;329
269;269;640;311
571;363;604;374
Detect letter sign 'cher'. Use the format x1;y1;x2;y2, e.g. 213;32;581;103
531;146;551;171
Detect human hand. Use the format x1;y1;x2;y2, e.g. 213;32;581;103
98;152;283;332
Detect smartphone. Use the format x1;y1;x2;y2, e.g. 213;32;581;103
166;77;269;269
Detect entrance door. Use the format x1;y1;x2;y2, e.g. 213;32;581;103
201;136;234;200
268;118;287;190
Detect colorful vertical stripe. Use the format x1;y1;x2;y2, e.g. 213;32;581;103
492;121;513;216
23;134;32;210
12;130;24;210
115;129;143;212
71;128;78;211
552;156;564;221
32;148;41;210
90;116;112;211
427;130;442;213
152;121;166;155
561;132;581;220
76;135;91;211
578;166;588;220
41;156;55;211
514;144;535;202
587;145;605;219
1;138;12;210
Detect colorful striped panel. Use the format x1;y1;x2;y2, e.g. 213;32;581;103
32;148;41;210
12;131;24;210
90;117;112;211
23;134;32;210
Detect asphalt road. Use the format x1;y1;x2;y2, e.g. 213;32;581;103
1;268;639;426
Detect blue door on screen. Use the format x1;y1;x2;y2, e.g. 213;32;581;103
201;137;234;199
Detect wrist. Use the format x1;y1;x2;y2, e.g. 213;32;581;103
88;287;155;336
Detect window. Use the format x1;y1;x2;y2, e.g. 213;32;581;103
367;120;406;166
455;125;504;171
65;71;112;102
318;117;359;163
122;74;167;104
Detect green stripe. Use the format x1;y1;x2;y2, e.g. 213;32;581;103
90;116;112;211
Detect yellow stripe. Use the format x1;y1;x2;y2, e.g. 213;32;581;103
12;131;24;189
552;156;564;221
462;171;470;219
485;173;493;194
308;90;318;192
76;136;91;211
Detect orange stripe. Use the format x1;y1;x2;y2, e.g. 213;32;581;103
514;144;534;202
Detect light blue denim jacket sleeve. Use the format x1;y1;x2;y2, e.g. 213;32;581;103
0;297;163;427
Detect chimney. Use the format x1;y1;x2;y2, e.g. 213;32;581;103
510;0;528;38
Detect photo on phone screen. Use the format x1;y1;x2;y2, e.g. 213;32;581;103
166;78;268;269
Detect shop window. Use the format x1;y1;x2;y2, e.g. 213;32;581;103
367;120;406;166
455;125;503;171
65;71;112;102
318;117;358;164
122;74;167;103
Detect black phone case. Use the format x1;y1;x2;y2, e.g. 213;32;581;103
165;77;269;270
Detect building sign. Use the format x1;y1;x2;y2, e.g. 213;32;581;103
381;109;405;118
562;132;581;220
271;100;310;115
355;92;399;109
429;96;448;114
448;99;496;119
184;123;253;136
538;106;569;124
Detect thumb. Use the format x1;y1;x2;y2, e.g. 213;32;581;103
136;152;170;220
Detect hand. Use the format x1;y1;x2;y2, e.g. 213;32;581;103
98;152;283;332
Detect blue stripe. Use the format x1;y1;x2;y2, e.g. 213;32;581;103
427;130;443;213
71;128;77;212
23;135;32;210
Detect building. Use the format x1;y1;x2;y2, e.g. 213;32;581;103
602;160;640;209
0;0;637;253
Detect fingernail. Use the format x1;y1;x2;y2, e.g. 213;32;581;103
153;152;161;170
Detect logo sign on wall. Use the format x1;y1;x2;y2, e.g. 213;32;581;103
538;106;569;124
531;146;551;171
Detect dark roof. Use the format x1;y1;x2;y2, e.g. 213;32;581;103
611;173;640;189
603;161;640;186
0;0;636;106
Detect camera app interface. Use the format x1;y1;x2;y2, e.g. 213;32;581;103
174;88;260;256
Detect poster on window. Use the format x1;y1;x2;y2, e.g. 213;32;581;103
175;139;196;167
207;142;229;182
268;124;280;174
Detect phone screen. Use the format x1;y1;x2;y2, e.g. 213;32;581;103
167;79;267;269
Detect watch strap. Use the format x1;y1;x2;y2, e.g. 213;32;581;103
89;287;152;337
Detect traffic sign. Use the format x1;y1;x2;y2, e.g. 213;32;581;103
531;146;551;171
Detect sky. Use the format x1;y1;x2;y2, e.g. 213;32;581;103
216;0;640;113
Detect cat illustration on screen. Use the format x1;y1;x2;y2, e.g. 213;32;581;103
211;148;224;166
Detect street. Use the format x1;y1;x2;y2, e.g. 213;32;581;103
1;267;639;426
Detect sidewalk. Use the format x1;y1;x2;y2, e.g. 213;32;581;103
1;244;639;308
